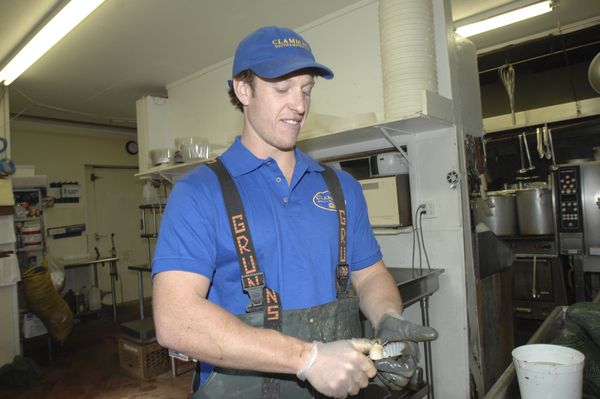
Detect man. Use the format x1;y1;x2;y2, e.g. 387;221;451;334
152;26;437;399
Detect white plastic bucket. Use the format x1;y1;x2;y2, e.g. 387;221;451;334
512;344;585;399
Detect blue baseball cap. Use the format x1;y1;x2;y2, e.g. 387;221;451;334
230;26;333;84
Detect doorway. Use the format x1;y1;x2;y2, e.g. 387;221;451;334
85;166;149;306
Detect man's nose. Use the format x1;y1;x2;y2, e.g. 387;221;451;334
289;89;306;114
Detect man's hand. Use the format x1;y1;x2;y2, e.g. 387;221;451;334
373;313;438;390
297;339;379;398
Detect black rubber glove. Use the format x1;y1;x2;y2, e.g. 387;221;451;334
373;312;438;391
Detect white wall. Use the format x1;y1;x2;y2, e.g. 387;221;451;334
165;1;385;146
159;1;474;397
9;122;143;304
378;128;469;395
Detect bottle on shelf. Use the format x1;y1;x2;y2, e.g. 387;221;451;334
88;286;102;311
142;181;159;204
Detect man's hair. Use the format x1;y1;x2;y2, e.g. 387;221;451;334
228;70;256;112
228;69;319;113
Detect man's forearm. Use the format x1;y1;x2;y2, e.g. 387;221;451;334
352;260;403;327
153;271;312;375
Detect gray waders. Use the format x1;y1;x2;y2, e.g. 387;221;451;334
192;159;362;399
192;297;363;399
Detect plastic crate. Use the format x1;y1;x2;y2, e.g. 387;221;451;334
118;336;170;379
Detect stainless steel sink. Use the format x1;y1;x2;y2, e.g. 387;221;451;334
387;268;444;308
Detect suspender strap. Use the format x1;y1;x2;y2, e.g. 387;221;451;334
206;159;282;399
206;160;282;319
319;164;350;299
203;159;348;399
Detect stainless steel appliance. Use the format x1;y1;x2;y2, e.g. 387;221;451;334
553;160;600;272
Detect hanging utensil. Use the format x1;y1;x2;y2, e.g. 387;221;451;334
522;133;535;171
532;255;539;299
468;169;481;194
465;136;481;193
517;135;528;175
543;124;551;159
499;64;516;126
548;128;557;168
536;127;544;159
481;137;493;184
479;174;494;208
474;137;484;175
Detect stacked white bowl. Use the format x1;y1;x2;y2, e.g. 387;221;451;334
379;0;438;120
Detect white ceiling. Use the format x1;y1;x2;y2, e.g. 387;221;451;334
1;0;599;131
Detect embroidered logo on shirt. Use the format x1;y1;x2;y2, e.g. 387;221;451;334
313;190;336;211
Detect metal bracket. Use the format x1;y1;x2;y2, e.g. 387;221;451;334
374;126;412;167
158;172;175;185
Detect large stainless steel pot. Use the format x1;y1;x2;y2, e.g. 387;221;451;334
515;188;554;235
471;193;518;236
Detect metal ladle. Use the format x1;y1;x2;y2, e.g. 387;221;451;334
522;133;535;171
517;135;528;175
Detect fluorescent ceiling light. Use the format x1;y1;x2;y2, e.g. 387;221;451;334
0;0;105;85
456;1;554;38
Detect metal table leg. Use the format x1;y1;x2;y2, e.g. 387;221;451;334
109;260;118;322
420;296;434;399
92;264;99;287
138;271;145;319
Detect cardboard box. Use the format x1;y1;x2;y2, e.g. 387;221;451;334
22;313;48;338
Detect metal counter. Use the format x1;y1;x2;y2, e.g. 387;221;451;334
485;291;600;399
362;268;444;399
388;268;444;308
64;256;120;321
483;306;571;399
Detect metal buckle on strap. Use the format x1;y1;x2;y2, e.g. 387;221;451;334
335;264;350;298
241;272;266;312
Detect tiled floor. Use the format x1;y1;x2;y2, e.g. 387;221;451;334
3;300;194;399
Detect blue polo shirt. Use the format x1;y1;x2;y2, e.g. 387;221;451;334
153;136;381;310
152;137;382;383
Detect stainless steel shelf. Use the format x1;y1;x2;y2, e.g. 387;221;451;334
136;108;454;181
14;188;45;254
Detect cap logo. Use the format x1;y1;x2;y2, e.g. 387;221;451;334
272;38;310;51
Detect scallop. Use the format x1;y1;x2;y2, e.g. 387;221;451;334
370;341;406;360
382;341;406;358
369;343;384;360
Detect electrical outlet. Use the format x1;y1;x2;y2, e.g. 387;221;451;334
421;200;437;218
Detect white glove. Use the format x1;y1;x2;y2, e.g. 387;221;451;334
297;339;378;398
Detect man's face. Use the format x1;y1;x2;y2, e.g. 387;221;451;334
237;72;314;153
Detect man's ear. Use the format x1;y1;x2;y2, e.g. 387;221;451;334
232;79;250;107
